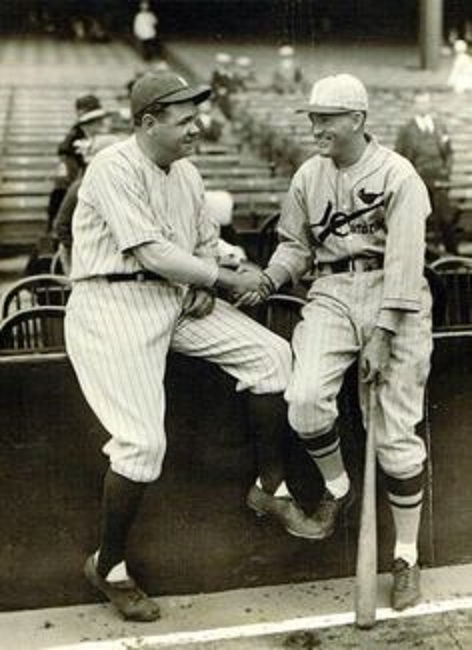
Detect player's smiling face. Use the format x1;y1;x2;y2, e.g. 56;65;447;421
308;112;358;160
147;101;201;163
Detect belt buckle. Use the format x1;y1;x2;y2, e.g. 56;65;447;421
348;257;356;274
135;271;146;282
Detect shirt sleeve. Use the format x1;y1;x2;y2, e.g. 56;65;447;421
82;153;218;287
267;174;313;285
380;172;430;317
82;155;165;251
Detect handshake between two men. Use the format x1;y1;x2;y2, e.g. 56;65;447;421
182;263;276;320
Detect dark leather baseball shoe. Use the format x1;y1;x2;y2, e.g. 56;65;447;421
247;484;327;540
84;555;161;622
307;488;355;540
391;558;421;611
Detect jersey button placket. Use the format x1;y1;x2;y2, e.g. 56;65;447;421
339;171;354;265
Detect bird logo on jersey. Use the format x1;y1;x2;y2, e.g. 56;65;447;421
358;188;384;205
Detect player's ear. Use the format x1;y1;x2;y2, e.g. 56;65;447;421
351;111;365;132
141;113;158;132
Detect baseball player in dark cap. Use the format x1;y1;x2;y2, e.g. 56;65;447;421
65;70;322;622
238;73;433;611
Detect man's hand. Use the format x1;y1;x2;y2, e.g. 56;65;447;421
361;327;394;384
233;273;275;308
232;267;265;294
181;287;216;319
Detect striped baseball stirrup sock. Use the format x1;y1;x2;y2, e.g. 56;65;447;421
302;429;350;499
386;471;424;567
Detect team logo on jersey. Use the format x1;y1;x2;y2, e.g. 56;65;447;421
358;188;384;205
310;192;385;243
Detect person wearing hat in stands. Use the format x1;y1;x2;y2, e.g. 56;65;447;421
46;95;110;231
55;132;124;275
272;45;305;95
237;73;434;612
65;69;323;622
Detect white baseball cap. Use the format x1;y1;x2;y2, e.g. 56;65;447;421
297;73;369;114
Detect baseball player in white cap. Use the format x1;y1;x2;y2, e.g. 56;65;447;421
65;70;321;622
238;73;433;611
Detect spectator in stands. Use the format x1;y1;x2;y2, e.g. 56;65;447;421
271;45;305;95
210;52;237;118
133;0;159;61
47;96;111;232
395;90;459;254
55;133;125;274
47;94;102;231
196;99;225;143
234;56;257;92
448;39;472;93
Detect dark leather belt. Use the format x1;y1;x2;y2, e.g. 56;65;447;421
105;271;164;283
316;256;384;275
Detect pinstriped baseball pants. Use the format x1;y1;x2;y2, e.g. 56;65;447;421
285;271;433;479
65;280;292;482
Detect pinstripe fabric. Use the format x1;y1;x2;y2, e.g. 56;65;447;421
270;136;431;316
66;283;291;482
286;271;432;480
71;135;218;285
66;134;291;482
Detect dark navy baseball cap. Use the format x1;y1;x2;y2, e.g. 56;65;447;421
131;71;211;117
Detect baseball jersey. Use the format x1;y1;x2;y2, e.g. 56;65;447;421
268;136;431;322
70;135;218;287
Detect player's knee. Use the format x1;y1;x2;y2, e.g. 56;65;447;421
258;335;292;391
376;441;426;481
287;385;337;435
110;438;167;483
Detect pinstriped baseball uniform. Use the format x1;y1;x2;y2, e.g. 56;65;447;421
65;135;291;483
267;135;433;479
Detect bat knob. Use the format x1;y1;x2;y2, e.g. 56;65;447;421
355;618;376;630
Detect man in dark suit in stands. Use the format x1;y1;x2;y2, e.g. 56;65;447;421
395;90;459;254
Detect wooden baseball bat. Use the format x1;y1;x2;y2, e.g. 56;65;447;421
355;387;377;629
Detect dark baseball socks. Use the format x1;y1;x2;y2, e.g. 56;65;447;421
96;469;147;580
301;429;350;499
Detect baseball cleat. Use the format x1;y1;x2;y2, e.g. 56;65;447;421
247;484;328;540
84;555;161;622
391;558;421;611
305;487;355;540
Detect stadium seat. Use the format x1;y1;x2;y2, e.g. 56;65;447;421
0;305;66;354
1;273;71;319
430;256;472;329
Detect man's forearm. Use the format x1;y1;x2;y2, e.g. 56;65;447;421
135;241;218;287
